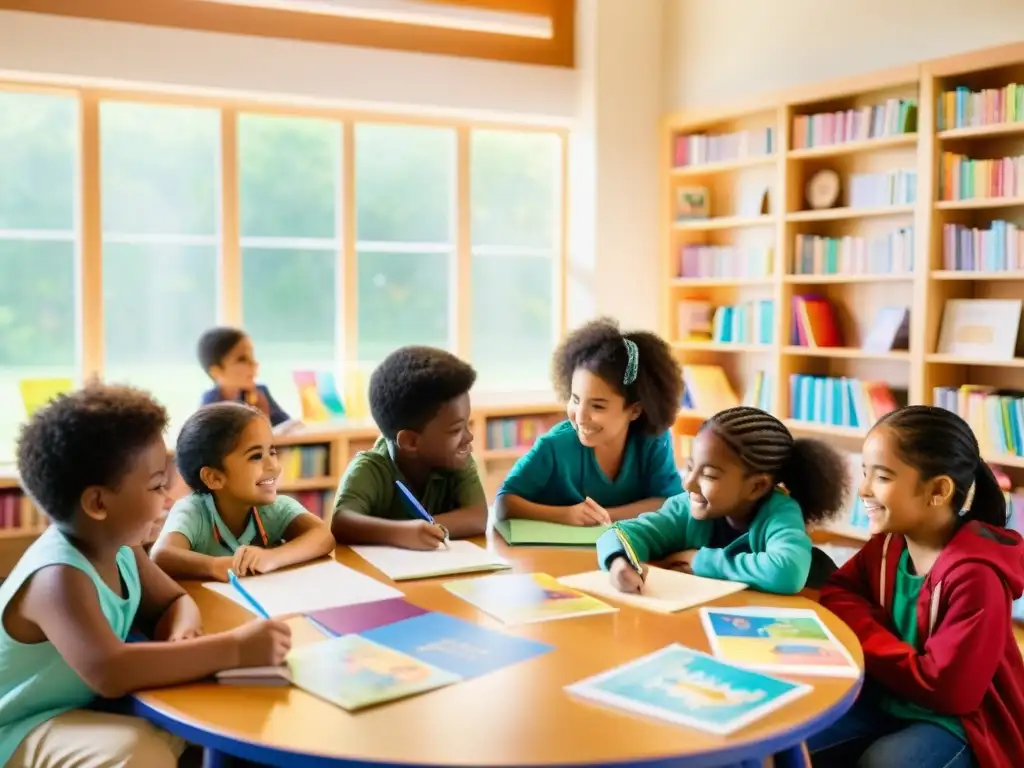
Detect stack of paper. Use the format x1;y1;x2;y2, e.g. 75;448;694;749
558;566;747;614
350;540;510;581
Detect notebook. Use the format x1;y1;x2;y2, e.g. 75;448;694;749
558;566;747;614
215;666;292;687
493;519;610;547
444;572;617;625
350;541;511;581
202;559;403;617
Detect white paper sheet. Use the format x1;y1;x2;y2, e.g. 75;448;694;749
558;566;747;614
350;540;511;581
203;559;402;617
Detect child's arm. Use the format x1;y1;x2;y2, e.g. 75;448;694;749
132;547;202;641
690;501;811;594
819;537;898;631
233;501;335;575
596;496;695;569
433;457;487;538
494;441;609;525
17;565;291;699
149;502;233;582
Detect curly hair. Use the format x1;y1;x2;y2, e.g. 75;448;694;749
16;382;169;524
368;346;477;441
176;402;264;494
703;406;849;524
196;326;248;374
551;317;682;435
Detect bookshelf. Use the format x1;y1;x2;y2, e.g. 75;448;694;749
662;43;1024;544
0;399;562;576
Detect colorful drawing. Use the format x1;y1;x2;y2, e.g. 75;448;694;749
566;644;811;735
444;572;617;625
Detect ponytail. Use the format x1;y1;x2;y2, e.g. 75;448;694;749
777;438;850;525
962;461;1008;528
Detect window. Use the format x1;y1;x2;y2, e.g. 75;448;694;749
0;92;79;462
99;102;221;436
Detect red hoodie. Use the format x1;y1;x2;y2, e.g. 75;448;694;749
821;521;1024;768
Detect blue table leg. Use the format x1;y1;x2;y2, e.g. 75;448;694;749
202;748;231;768
774;743;810;768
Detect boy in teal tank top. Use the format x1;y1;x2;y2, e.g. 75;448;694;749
0;383;293;767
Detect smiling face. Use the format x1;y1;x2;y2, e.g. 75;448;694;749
398;393;474;471
566;368;640;450
202;416;280;507
683;429;771;521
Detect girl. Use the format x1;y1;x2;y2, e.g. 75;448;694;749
808;406;1024;768
598;406;849;595
151;402;335;582
494;317;684;527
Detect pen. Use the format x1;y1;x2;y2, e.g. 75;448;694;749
394;480;450;548
614;529;645;591
228;570;271;619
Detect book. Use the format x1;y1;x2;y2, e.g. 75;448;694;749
361;611;553;679
443;572;617;626
307;598;429;636
558;566;747;614
350;540;510;581
565;643;812;736
287;634;460;711
215;666;292;687
202;559;403;617
700;607;860;678
492;518;610;547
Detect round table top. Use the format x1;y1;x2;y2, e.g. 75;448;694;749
134;536;863;768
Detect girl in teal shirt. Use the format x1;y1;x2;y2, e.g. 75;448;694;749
495;317;684;526
598;406;849;594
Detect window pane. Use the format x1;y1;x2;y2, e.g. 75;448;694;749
0;240;77;461
355;124;455;243
357;250;450;367
471;253;554;390
102;243;218;435
239;114;340;239
100;102;219;236
242;247;337;416
471;130;561;249
0;92;77;231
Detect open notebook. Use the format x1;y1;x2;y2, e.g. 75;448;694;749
350;540;510;581
558;567;747;614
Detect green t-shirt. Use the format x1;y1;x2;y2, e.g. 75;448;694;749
333;436;486;521
163;492;307;556
879;548;967;740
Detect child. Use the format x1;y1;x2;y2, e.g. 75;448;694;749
0;384;291;767
494;317;684;527
598;406;848;595
196;326;293;429
808;406;1024;768
332;346;486;550
151;402;335;581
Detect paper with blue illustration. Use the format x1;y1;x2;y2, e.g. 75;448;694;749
565;643;811;735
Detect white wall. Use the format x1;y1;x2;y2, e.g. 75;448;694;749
665;0;1024;110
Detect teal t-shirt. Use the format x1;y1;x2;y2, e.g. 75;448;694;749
879;548;967;740
0;527;142;765
163;492;307;556
496;420;683;509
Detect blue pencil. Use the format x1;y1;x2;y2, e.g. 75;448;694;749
228;570;271;619
395;480;450;548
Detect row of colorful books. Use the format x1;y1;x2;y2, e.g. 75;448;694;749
791;295;843;348
671;127;775;168
933;386;1024;459
708;300;775;346
789;375;901;430
485;414;562;452
279;444;331;481
288;490;336;520
848;169;917;208
791;98;917;149
0;489;42;530
939;151;1024;201
792;228;914;276
678;244;773;279
937;84;1024;131
680;365;772;416
941;220;1024;273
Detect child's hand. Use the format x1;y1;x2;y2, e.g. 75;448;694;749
232;545;279;576
230;619;293;668
609;556;647;593
656;549;698;574
396;520;447;550
564;498;611;526
211;557;234;583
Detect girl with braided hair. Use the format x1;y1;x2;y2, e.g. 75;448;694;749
596;405;849;595
809;406;1024;768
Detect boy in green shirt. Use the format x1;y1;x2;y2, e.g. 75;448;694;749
332;346;487;550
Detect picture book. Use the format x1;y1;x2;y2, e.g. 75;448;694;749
308;598;429;637
361;611;553;680
700;607;860;678
493;518;610;547
443;572;617;626
565;643;812;735
215;665;292;687
350;541;510;581
287;634;460;711
558;567;747;614
203;559;402;617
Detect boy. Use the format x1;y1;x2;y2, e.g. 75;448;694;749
331;346;487;550
0;383;291;767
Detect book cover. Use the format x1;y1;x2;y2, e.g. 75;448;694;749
361;611;553;679
565;643;811;735
493;518;610;547
307;598;429;636
700;606;860;678
287;634;459;711
444;572;617;626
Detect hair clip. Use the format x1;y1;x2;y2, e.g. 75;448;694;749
959;480;977;516
622;338;639;386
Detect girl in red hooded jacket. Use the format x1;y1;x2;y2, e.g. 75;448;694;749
808;405;1024;768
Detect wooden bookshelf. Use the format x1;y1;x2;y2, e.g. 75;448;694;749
662;42;1024;541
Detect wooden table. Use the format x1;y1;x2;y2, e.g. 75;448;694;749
132;537;863;768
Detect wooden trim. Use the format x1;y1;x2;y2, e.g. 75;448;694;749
455;126;473;357
556;130;569;341
2;0;575;68
78;94;103;380
220;109;242;325
341;123;358;368
923;40;1024;78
